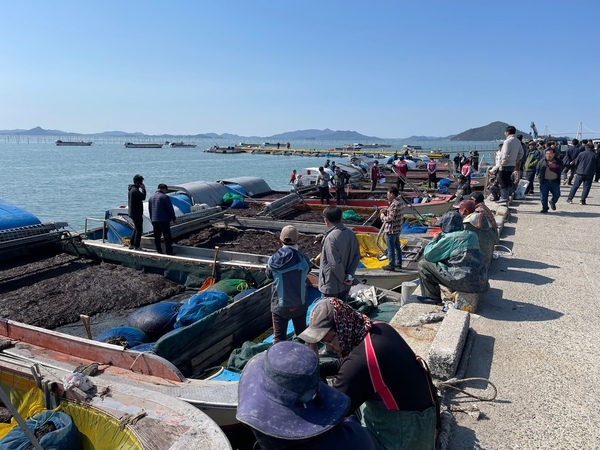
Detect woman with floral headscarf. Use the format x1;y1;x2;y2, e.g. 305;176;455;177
416;210;489;304
299;297;438;450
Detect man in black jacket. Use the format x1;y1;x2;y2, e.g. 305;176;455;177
562;139;582;185
127;174;146;250
566;144;598;205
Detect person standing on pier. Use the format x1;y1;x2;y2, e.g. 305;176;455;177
148;184;177;255
489;125;524;203
523;141;541;195
127;174;146;250
566;143;598;205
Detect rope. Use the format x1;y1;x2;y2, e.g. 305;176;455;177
435;377;498;402
493;245;513;258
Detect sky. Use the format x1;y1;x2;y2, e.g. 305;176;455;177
1;0;599;139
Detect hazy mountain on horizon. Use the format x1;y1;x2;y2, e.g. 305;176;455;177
0;122;536;141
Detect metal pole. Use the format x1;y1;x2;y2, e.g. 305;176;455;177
0;385;44;450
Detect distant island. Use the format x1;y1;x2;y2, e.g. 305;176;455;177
0;121;550;142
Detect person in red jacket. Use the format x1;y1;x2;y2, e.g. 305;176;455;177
394;157;408;191
370;160;380;191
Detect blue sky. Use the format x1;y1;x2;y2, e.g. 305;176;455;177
1;0;599;138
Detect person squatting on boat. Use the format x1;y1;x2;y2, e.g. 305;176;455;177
127;174;146;250
317;166;331;205
148;183;176;255
380;186;404;272
265;226;311;345
236;341;376;450
319;206;360;302
417;211;489;305
298;298;439;450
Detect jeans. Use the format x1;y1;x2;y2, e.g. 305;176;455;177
539;180;560;211
568;175;593;201
335;188;347;205
385;233;402;269
525;170;536;194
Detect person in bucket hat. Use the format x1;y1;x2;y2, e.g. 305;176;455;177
236;341;375;449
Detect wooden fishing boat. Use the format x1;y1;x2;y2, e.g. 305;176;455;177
0;330;231;449
298;196;454;217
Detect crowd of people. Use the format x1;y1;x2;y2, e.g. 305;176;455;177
486;126;600;213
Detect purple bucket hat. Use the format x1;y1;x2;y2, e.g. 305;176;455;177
236;341;350;439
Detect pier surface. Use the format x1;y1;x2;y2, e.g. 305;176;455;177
446;185;600;448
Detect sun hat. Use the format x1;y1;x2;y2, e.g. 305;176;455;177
297;299;335;344
470;192;484;204
438;211;464;233
236;341;349;439
279;225;299;245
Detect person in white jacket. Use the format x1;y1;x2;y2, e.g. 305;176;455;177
489;125;524;203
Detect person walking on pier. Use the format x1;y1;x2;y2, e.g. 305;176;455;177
566;143;598;205
127;174;146;250
523;141;541;195
148;183;177;255
562;139;582;186
536;147;564;213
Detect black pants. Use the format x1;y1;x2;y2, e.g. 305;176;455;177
272;313;307;345
335;188;347;205
525;170;536;194
152;221;173;254
319;186;330;204
130;215;144;248
428;173;437;188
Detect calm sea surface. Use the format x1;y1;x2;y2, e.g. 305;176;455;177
0;137;498;231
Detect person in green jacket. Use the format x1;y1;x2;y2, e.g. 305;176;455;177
417;211;489;304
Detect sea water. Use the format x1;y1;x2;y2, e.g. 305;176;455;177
0;138;497;231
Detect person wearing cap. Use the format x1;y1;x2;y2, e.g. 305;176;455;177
333;167;349;206
459;199;497;268
319;206;361;302
379;186;404;271
394;156;408;191
523;141;541;195
265;226;311;344
298;298;438;450
470;192;498;230
417;211;489;304
127;174;146;250
148;183;177;255
236;341;376;450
